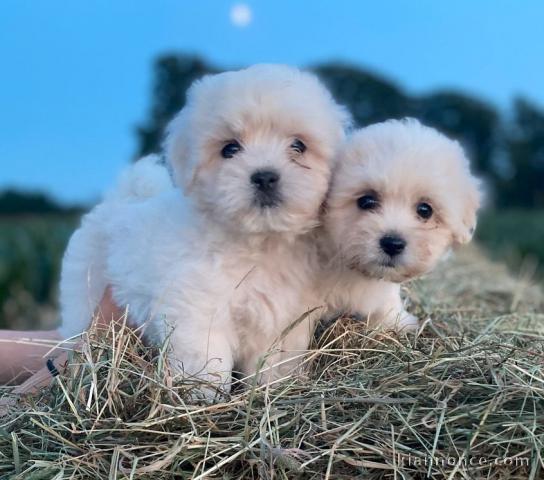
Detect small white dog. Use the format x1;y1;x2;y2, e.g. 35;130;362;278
317;119;481;330
60;65;349;393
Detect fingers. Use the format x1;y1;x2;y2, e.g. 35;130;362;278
0;329;64;384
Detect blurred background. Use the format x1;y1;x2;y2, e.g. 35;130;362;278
1;0;543;330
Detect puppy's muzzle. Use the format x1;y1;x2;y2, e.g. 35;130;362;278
250;169;281;208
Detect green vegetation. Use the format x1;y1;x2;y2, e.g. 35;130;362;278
477;209;544;280
0;215;79;329
1;248;542;478
0;190;83;216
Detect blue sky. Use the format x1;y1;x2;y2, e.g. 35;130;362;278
1;0;543;204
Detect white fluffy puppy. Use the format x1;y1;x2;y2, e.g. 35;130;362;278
60;65;348;392
318;119;481;329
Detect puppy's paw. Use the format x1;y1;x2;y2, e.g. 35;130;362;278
397;311;419;332
377;309;419;332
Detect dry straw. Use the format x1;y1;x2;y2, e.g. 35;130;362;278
1;247;543;479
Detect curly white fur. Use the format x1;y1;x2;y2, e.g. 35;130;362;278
318;119;482;330
59;65;349;395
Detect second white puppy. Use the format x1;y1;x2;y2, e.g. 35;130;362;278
60;65;348;393
318;119;481;329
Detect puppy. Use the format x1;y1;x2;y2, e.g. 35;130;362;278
60;65;349;394
317;119;481;329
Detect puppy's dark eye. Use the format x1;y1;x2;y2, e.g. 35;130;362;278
290;139;306;154
357;194;379;211
416;202;433;219
221;141;242;159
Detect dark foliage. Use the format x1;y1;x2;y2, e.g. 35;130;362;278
135;54;544;209
0;190;82;216
136;56;217;157
498;98;544;207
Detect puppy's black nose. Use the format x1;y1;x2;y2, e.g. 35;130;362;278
250;170;280;191
380;234;406;257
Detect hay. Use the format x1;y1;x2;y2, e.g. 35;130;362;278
1;247;543;479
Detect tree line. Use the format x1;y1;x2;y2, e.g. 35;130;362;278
0;190;83;217
136;55;544;209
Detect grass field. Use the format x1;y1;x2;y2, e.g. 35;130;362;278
0;215;79;329
0;247;542;479
477;209;544;281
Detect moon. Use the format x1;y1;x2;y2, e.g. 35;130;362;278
230;4;252;28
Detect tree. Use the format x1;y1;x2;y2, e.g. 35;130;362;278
0;190;82;216
411;92;499;176
136;55;217;157
313;63;409;127
498;98;544;208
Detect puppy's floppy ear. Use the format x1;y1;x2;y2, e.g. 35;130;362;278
164;107;194;193
164;78;208;194
452;177;482;246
